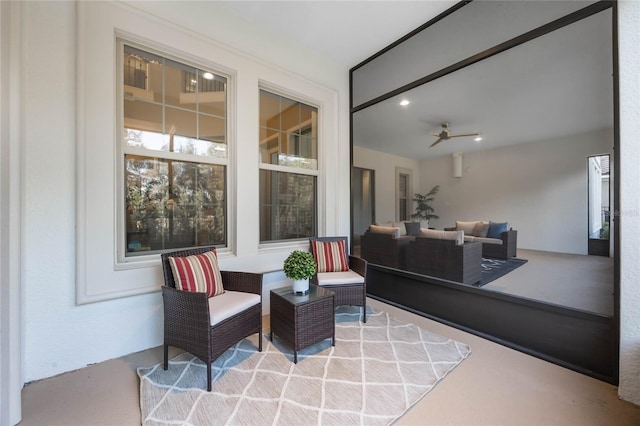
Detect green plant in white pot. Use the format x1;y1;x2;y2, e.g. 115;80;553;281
283;250;317;295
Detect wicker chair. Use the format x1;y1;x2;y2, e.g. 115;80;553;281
309;236;368;322
161;247;263;391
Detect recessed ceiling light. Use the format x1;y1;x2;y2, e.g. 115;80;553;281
399;99;410;106
475;136;483;142
202;72;214;80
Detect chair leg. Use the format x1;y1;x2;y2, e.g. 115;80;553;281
258;332;263;352
363;304;367;323
207;363;212;392
163;344;169;370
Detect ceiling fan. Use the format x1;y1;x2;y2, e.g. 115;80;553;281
429;122;481;147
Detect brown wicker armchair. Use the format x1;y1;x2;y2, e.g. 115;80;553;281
161;247;263;391
309;236;367;322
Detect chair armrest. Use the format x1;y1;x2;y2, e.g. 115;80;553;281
162;286;210;330
349;255;367;277
221;271;263;296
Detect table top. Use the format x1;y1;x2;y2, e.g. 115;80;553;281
271;284;334;306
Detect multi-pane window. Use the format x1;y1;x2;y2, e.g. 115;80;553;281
259;90;318;242
121;43;228;256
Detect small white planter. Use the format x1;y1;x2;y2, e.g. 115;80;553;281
292;278;310;295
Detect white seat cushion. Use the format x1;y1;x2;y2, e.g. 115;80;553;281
208;290;260;326
317;270;365;286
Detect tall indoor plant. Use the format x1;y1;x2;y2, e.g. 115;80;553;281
411;185;440;225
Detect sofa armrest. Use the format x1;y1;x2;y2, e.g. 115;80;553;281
501;229;517;245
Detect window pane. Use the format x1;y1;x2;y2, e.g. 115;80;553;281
259;90;318;170
280;100;300;131
259;170;316;242
122;44;228;158
165;58;197;111
199;73;227;117
259;90;281;128
259;128;281;164
124;99;162;135
200;114;226;144
125;155;226;254
165;106;197;139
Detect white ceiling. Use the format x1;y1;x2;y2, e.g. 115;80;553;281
219;1;613;160
219;1;458;68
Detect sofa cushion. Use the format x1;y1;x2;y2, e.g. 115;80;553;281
310;240;349;273
473;237;503;245
168;250;224;298
404;221;421;236
456;221;479;235
419;228;465;245
487;221;509;238
369;224;401;238
472;221;490;237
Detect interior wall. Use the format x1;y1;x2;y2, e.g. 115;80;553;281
0;1;23;423
618;0;640;406
353;145;421;226
21;1;349;383
419;129;612;255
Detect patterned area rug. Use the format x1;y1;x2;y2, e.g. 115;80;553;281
474;257;528;287
138;307;470;425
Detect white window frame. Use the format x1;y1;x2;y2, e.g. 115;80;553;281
258;83;322;248
115;39;233;264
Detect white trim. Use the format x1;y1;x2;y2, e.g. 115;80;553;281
0;1;23;423
76;2;340;304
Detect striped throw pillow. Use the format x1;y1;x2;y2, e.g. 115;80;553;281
168;250;224;297
311;240;349;273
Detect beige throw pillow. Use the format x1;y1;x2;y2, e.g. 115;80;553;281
369;224;401;238
419;229;465;245
472;221;490;237
456;221;479;235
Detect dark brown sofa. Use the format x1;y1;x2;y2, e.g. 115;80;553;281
360;231;411;269
444;226;517;259
406;237;482;285
482;229;517;259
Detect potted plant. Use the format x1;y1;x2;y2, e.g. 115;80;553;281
283;250;317;295
411;185;440;227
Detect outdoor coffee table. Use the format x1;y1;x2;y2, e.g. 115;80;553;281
270;284;335;363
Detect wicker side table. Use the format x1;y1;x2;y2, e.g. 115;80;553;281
270;284;335;363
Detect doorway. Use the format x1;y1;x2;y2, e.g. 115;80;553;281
588;154;610;256
352;167;375;254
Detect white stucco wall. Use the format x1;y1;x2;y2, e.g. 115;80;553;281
353;145;421;225
618;0;640;406
21;1;350;382
418;129;612;254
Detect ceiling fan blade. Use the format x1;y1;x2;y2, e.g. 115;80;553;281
429;132;441;137
429;138;444;147
449;132;480;138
